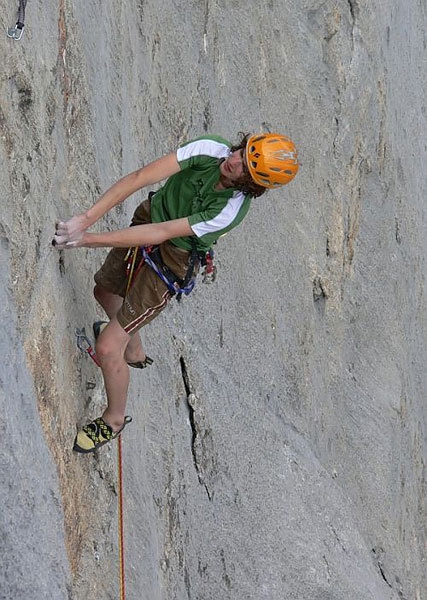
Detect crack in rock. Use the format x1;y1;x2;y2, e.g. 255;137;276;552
371;547;393;590
348;0;356;24
179;356;212;500
347;0;357;51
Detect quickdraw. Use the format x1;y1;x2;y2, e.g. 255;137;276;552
75;327;100;366
7;0;27;40
124;245;150;292
201;248;217;284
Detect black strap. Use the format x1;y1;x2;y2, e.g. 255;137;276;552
182;239;200;285
149;246;184;288
17;0;27;26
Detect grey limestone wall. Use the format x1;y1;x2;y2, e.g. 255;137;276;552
0;1;425;599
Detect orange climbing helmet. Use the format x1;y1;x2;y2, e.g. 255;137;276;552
245;133;299;188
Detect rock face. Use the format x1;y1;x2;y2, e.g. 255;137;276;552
1;1;425;599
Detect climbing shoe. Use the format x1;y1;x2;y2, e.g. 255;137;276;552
93;320;153;369
127;357;154;369
73;415;132;453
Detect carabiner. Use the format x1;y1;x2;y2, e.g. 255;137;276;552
75;327;101;367
7;24;24;40
202;265;217;284
75;327;91;353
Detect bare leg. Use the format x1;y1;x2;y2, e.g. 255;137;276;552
93;283;123;318
94;316;132;431
94;284;147;364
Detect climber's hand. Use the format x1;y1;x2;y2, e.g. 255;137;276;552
52;230;84;249
52;215;91;249
55;214;90;238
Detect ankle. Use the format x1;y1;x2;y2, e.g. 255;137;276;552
102;412;125;433
124;350;147;362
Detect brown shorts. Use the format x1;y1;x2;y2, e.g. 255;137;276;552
94;198;192;334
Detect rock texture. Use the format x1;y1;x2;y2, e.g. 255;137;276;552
1;1;425;599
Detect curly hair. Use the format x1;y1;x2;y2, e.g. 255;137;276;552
229;133;267;198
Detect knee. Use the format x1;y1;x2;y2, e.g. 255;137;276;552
95;321;129;365
95;335;122;363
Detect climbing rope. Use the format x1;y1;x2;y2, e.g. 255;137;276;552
74;246;156;599
75;323;129;599
114;252;139;600
117;436;126;600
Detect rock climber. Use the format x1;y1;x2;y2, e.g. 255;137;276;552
53;133;299;453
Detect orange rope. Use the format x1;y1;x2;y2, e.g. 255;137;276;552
117;246;138;600
117;436;126;600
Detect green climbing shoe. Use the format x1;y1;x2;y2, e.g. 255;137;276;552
73;416;132;453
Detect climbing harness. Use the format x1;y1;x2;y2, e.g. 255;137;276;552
142;246;197;298
124;241;217;301
7;0;27;40
125;244;197;299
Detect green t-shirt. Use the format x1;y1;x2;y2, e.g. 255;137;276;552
150;135;252;251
